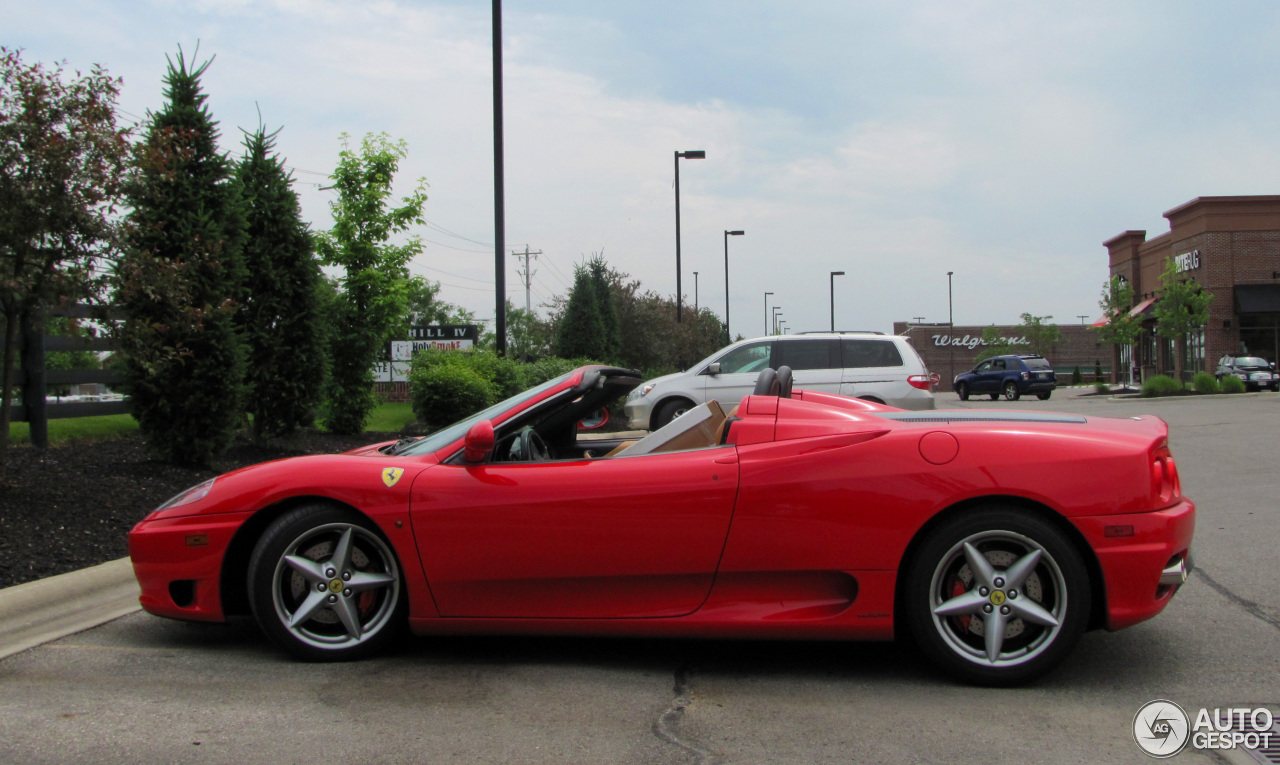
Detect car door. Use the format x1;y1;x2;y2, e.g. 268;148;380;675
774;338;843;393
840;338;906;400
410;447;739;618
703;340;774;411
968;360;995;393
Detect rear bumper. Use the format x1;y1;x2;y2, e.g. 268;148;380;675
1071;498;1196;631
127;511;254;623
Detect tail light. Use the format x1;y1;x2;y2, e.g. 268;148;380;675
908;374;936;390
1151;444;1181;506
1021;371;1030;380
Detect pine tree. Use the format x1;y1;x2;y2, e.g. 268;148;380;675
113;50;247;464
587;255;621;363
555;264;606;360
235;125;326;441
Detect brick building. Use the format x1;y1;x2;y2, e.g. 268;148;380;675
1104;196;1280;382
892;322;1108;393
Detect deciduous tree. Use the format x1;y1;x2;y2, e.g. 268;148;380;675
0;48;130;475
1091;275;1143;388
1154;256;1213;384
315;132;427;434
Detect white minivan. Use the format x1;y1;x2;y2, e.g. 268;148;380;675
624;332;937;430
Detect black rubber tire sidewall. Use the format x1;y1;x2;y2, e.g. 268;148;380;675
652;399;692;430
903;507;1091;686
1003;382;1020;401
247;504;406;662
956;383;969;401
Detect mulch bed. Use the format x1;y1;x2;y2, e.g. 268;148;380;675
0;430;400;590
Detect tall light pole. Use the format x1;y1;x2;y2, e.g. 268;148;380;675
492;0;507;355
674;149;706;322
1078;314;1088;325
947;271;954;391
693;271;699;312
773;308;783;335
764;291;774;336
723;230;744;344
829;271;845;332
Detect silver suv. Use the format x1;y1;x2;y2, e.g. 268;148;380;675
625;332;937;430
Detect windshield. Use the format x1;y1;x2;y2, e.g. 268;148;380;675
396;370;577;456
1235;357;1269;368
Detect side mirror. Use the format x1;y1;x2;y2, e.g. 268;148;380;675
577;408;609;430
705;362;722;376
463;420;495;464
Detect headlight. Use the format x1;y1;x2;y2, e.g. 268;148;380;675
157;478;216;511
627;384;656;401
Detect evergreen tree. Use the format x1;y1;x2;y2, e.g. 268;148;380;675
315;132;426;434
554;264;606;360
235;125;326;441
113;49;247;465
587;255;621;363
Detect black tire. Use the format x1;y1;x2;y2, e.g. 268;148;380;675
1003;381;1021;401
956;383;969;401
1036;391;1052;401
248;504;405;661
652;399;694;430
903;508;1090;686
988;393;999;401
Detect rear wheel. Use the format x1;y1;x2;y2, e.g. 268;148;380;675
1003;381;1020;401
248;504;405;661
988;393;999;401
903;508;1090;686
652;399;693;430
1036;391;1052;400
956;383;969;401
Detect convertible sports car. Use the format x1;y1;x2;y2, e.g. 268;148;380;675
129;365;1195;685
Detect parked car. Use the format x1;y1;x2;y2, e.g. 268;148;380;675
625;332;937;430
1215;355;1279;391
954;355;1058;401
129;364;1194;686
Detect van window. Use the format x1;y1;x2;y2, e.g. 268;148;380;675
1023;357;1052;370
842;339;904;368
777;339;840;371
714;342;772;374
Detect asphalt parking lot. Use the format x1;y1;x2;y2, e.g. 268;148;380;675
1;388;1277;764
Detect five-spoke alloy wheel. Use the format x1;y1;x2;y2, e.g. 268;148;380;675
905;509;1089;686
249;505;405;661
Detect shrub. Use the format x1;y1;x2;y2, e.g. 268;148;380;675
1071;366;1082;385
1220;375;1246;394
1140;375;1184;398
1192;372;1219;394
410;363;494;428
1094;382;1110;394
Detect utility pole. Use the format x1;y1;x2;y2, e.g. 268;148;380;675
512;245;542;361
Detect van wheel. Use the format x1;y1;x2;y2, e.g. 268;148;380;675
652;399;693;430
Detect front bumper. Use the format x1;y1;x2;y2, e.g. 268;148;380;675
1071;498;1195;631
128;510;254;623
624;397;655;430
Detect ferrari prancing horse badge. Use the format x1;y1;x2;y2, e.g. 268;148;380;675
381;467;405;488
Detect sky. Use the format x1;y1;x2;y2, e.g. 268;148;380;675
9;1;1280;338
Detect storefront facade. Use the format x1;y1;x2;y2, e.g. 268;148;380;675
892;322;1107;392
1104;196;1280;382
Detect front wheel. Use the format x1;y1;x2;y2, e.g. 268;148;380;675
956;383;970;401
1036;391;1052;400
248;505;405;661
1003;381;1021;401
652;399;693;430
903;509;1090;686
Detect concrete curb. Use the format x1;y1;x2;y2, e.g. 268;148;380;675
0;557;140;660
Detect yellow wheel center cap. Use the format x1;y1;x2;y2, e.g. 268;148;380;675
329;580;343;594
990;590;1006;606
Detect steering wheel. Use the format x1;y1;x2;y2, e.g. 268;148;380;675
753;368;780;396
776;366;794;398
510;427;552;462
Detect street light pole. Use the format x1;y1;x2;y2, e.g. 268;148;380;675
947;271;954;391
673;149;705;322
829;271;845;332
724;230;744;345
764;291;774;336
693;271;699;312
492;0;507;355
773;308;783;335
1078;314;1088;325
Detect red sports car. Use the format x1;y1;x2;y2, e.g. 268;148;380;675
128;365;1194;685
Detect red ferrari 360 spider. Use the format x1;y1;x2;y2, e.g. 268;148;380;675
129;365;1194;685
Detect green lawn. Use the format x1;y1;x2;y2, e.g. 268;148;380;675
9;402;417;446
